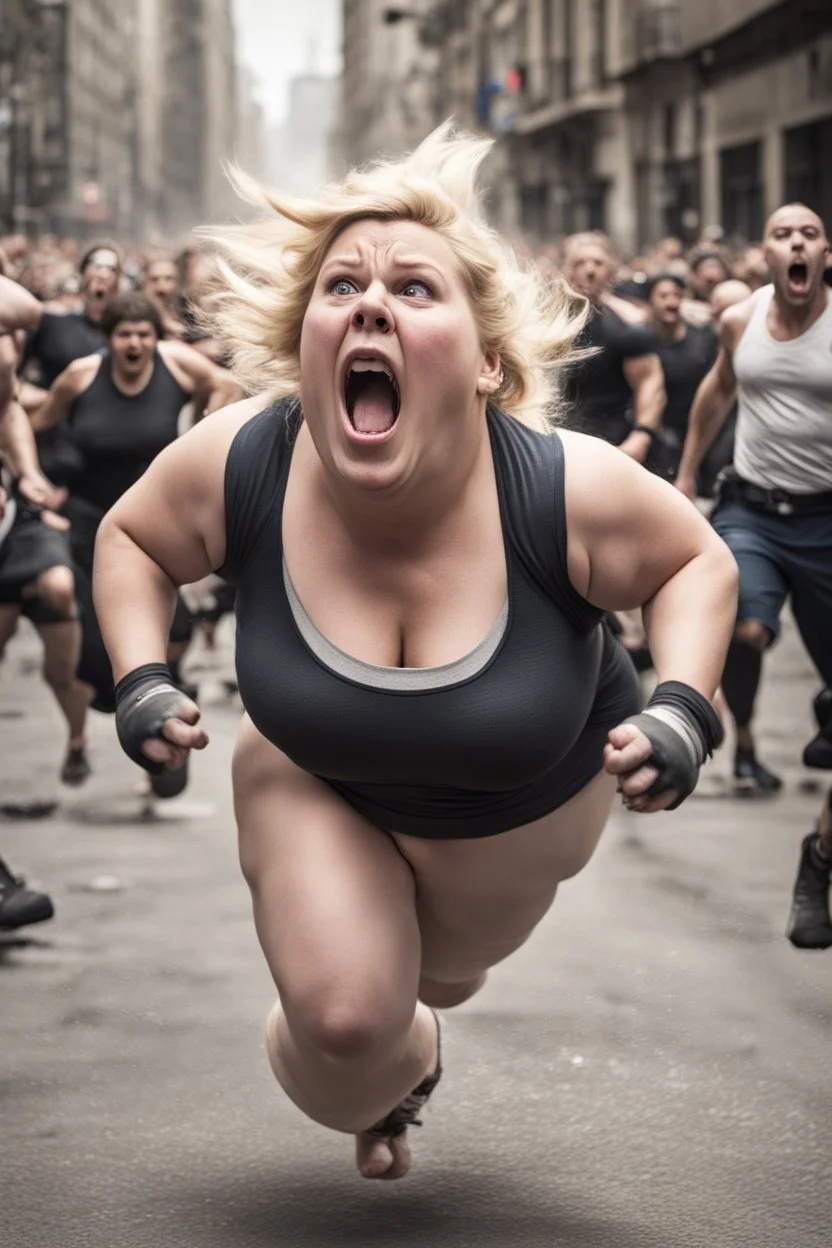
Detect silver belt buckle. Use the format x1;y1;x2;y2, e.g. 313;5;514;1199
775;497;794;516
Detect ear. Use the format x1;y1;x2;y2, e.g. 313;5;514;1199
476;349;503;396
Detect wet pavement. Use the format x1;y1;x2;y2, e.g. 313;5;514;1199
1;618;830;1248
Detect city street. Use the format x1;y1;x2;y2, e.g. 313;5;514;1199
1;618;830;1248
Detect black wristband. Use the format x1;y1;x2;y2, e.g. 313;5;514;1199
114;663;182;776
115;662;174;707
647;681;724;759
631;424;658;441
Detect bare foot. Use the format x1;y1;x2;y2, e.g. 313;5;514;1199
355;1131;412;1180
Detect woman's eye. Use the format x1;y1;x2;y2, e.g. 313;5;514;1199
401;280;432;298
330;278;356;296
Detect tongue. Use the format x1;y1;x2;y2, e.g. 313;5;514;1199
351;376;396;434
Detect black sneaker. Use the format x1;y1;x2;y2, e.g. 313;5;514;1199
803;687;832;770
60;745;91;787
0;858;55;931
734;749;783;796
786;833;832;949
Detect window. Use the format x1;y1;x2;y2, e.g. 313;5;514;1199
720;141;763;243
784;117;832;231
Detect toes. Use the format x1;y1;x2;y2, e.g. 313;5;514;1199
356;1134;394;1179
355;1132;412;1180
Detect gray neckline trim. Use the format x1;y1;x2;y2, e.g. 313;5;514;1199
283;557;509;691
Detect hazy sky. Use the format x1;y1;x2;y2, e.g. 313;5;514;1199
233;0;342;124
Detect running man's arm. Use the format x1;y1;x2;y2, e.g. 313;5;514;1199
29;356;99;433
617;352;667;464
675;305;747;498
161;340;242;418
0;275;43;334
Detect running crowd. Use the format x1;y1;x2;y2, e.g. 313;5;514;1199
0;207;830;951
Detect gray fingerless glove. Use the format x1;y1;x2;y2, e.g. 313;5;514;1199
114;663;186;776
624;681;724;810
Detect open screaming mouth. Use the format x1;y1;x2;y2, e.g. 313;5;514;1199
344;359;401;436
788;262;809;289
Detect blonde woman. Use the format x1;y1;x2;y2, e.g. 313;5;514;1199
92;125;737;1180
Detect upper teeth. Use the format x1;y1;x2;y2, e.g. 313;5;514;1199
349;358;395;383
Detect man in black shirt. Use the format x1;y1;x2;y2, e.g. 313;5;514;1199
561;233;666;661
8;243;122;488
646;273;719;478
562;233;666;464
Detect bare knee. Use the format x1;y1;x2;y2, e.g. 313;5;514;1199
281;991;412;1061
35;566;76;619
734;619;771;652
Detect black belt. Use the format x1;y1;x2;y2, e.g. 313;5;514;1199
717;473;832;516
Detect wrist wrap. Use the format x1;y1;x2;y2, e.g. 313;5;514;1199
114;663;183;776
625;681;723;810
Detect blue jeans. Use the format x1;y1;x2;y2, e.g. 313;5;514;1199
712;502;832;686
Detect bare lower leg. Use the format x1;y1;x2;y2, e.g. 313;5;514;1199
39;621;90;747
266;997;438;1135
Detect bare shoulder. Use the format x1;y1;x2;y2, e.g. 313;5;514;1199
557;426;685;527
557;426;629;486
720;297;755;351
62;353;103;393
158;338;204;368
155;392;270;474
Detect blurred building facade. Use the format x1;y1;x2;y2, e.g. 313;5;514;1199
0;0;242;242
340;0;832;249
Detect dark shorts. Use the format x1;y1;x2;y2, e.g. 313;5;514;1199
0;514;73;604
712;501;832;686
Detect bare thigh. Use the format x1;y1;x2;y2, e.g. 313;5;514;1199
234;712;615;999
395;769;616;983
233;715;422;1046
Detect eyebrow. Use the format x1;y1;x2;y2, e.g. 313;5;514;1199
320;254;447;281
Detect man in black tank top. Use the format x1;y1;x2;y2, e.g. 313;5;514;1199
33;292;237;729
561;233;666;462
0;283;93;786
15;244;122;488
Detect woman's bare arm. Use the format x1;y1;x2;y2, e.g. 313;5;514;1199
562;430;738;699
93;396;262;683
30;356;100;432
0;275;43;334
160;340;242;418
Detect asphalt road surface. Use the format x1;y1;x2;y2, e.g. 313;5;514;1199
2;617;830;1248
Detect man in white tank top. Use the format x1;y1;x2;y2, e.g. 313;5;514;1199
677;203;832;951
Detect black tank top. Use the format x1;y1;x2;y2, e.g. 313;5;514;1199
68;350;189;513
222;401;639;838
23;311;106;387
21;312;108;487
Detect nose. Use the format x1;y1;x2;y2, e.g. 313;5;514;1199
351;282;393;333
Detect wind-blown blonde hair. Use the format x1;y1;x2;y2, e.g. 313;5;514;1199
203;121;588;433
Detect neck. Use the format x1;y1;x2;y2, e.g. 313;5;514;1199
773;284;828;336
304;415;493;559
83;302;103;324
655;319;686;344
111;358;154;396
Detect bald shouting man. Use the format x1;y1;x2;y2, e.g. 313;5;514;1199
677;204;832;950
